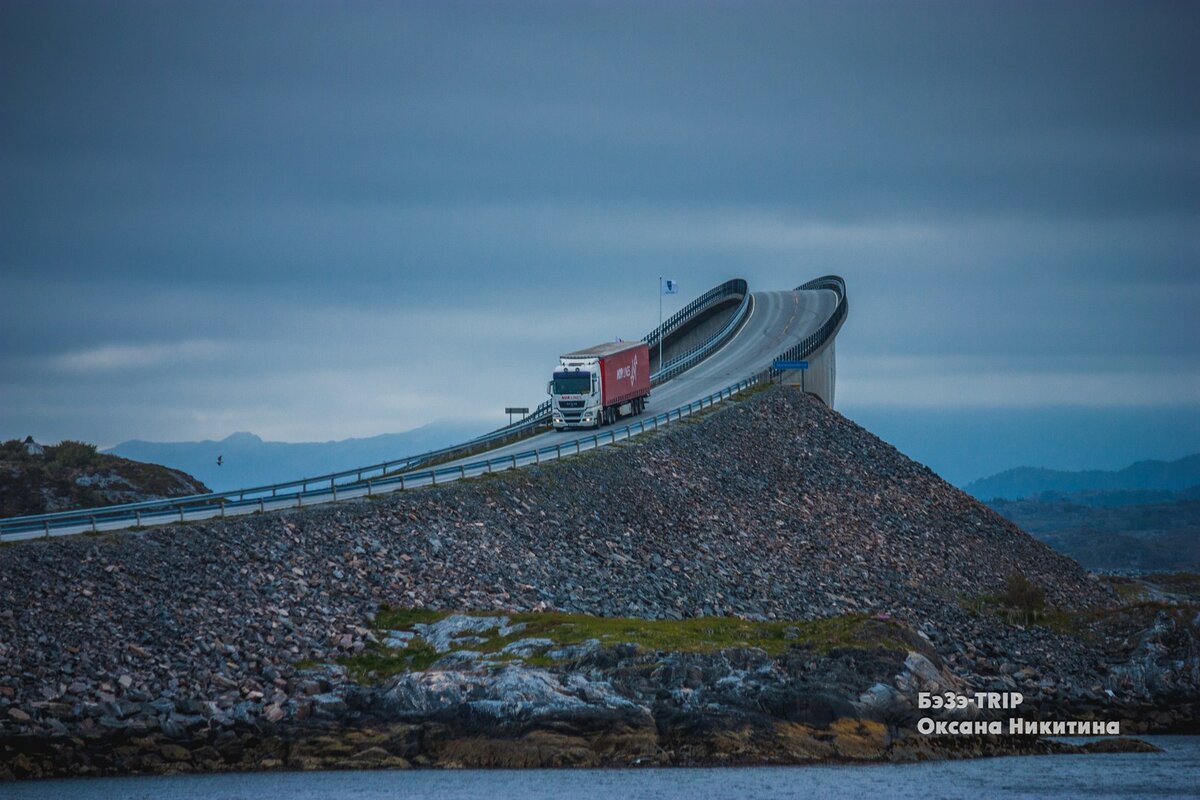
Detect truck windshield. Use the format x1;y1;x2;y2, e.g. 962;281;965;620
552;375;591;395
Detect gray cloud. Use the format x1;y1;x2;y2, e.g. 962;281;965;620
2;1;1198;474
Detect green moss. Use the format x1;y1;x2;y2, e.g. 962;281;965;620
480;611;892;657
373;605;451;630
339;640;441;682
335;607;903;683
959;591;1053;627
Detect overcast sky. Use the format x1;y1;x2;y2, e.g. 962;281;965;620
2;1;1197;482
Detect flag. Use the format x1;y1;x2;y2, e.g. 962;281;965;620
662;279;679;295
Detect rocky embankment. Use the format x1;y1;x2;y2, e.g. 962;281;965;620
0;438;209;517
1;388;1195;778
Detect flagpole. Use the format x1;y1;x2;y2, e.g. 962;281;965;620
658;276;663;371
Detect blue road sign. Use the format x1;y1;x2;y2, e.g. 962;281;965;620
773;360;809;370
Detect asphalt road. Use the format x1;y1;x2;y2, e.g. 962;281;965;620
428;288;839;468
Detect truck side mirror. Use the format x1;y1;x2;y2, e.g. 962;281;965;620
547;381;552;395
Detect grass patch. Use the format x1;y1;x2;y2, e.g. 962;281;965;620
1103;576;1152;603
339;640;441;682
476;611;892;658
332;606;905;682
961;572;1054;627
373;606;452;629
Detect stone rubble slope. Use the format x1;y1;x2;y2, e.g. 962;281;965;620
0;387;1116;737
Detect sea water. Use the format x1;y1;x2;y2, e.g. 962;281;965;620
7;736;1199;800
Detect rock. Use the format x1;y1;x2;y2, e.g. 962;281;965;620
500;638;555;656
858;682;900;709
413;615;510;653
1079;738;1163;754
310;693;347;718
160;743;192;761
382;630;416;649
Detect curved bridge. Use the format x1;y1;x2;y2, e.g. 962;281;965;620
0;276;847;540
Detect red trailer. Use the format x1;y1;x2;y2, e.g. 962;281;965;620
550;341;651;429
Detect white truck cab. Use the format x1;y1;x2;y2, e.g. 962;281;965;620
548;342;650;430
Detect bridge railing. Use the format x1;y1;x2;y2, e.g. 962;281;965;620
0;375;763;540
767;275;847;379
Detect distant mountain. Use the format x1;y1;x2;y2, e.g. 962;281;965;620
987;493;1200;574
106;421;488;493
964;454;1200;501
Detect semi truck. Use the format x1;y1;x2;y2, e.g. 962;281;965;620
549;341;651;430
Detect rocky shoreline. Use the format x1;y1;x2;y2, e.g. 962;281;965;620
0;612;1164;778
2;388;1196;779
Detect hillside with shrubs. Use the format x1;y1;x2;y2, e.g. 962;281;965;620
0;438;209;517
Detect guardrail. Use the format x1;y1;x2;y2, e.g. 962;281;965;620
418;277;752;446
0;275;845;541
649;280;750;386
767;275;847;379
0;376;762;542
